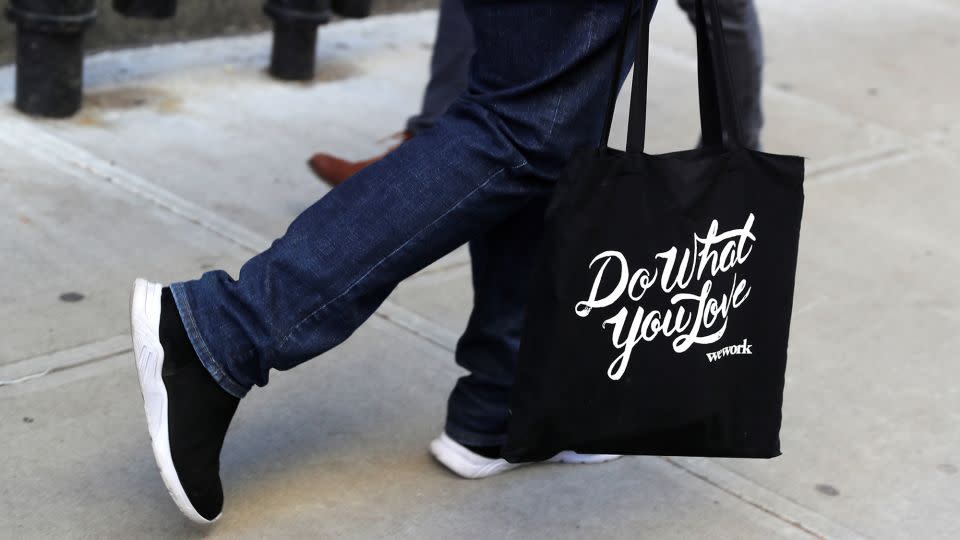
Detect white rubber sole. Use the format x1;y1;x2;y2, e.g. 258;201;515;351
131;278;218;525
429;432;621;479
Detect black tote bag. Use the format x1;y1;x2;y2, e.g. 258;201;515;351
503;0;804;462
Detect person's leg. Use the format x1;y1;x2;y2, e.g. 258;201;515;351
429;198;622;479
170;0;647;399
443;198;548;449
309;0;473;185
405;0;474;134
677;0;764;149
133;0;651;520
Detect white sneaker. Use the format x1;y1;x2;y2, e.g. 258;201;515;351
429;432;621;479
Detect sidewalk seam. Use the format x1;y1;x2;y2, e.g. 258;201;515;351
0;335;132;387
645;42;956;184
0;114;269;254
663;457;870;540
0;113;459;363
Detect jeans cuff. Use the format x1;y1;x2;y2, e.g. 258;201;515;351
170;282;250;399
443;420;507;448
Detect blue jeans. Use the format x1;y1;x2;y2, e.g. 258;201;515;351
171;0;652;447
407;0;763;146
399;0;761;444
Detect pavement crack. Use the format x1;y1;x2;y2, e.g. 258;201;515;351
0;349;132;388
805;147;913;184
661;457;827;539
661;456;870;540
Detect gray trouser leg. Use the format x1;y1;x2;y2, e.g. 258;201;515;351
678;0;764;149
405;0;474;134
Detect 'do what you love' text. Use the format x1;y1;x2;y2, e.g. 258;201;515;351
574;213;757;381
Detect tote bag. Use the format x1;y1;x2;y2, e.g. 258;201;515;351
503;0;804;462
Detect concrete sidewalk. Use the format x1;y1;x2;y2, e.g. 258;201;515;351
1;2;958;538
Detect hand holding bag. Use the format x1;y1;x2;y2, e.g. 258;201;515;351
503;0;805;462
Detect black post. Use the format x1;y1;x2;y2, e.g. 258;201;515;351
331;0;371;19
5;0;97;118
113;0;177;19
263;0;331;81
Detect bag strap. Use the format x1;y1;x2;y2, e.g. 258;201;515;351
695;0;744;150
599;0;640;149
600;0;745;153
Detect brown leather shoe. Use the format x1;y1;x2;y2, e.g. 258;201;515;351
308;132;413;186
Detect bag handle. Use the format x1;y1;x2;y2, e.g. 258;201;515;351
599;0;641;148
694;0;745;150
600;0;745;153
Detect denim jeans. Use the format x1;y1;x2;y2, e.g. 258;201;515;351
171;0;653;447
399;1;760;444
407;0;763;146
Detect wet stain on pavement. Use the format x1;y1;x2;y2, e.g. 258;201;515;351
71;87;183;126
84;87;180;111
314;61;359;82
937;463;957;474
815;484;840;496
275;61;359;86
58;292;85;303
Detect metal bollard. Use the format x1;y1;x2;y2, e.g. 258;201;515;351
5;0;98;118
332;0;372;19
112;0;177;19
263;0;331;81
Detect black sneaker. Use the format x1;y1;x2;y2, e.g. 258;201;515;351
130;279;239;523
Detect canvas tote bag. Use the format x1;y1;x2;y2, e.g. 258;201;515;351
503;0;805;462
